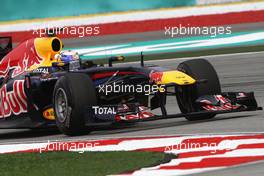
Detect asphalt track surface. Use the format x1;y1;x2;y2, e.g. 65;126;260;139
1;23;264;175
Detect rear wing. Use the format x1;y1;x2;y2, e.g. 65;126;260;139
0;37;12;61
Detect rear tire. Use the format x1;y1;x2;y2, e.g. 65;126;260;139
53;73;97;135
176;59;221;121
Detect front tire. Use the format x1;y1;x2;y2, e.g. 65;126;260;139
53;73;97;135
176;59;221;121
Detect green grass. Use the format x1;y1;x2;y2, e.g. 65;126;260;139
0;151;168;176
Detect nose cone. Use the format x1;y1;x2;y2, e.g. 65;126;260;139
151;71;196;85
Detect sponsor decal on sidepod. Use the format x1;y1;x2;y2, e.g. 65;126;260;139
0;80;27;118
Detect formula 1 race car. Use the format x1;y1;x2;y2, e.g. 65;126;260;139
0;36;262;135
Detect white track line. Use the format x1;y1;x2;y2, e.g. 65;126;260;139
115;51;264;65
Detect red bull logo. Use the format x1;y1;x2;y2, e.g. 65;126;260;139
0;80;27;118
0;39;42;79
149;71;163;83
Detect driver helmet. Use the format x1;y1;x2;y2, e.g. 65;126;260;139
55;50;79;64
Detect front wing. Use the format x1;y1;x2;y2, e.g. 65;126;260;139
84;91;262;124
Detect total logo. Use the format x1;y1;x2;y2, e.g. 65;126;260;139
0;80;27;118
92;106;117;115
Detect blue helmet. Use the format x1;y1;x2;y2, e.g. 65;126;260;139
59;50;79;64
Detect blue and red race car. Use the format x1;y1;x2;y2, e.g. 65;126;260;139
0;35;261;135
